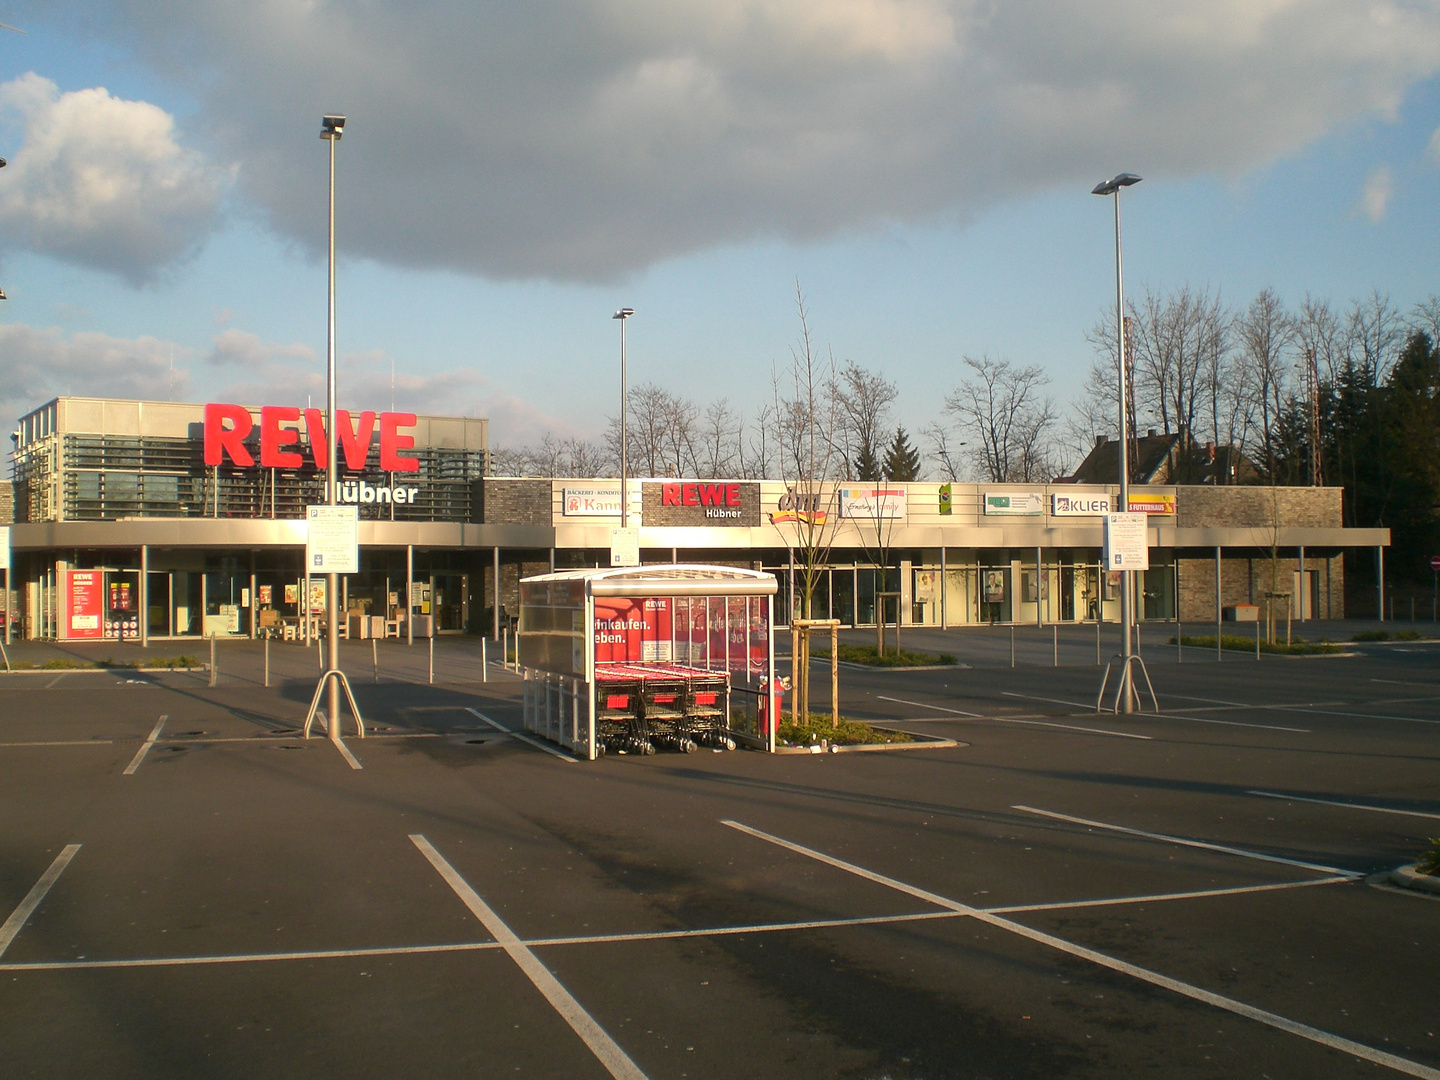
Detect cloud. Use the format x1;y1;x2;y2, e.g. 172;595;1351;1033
59;0;1440;281
0;322;191;426
0;73;229;283
1428;125;1440;163
1356;165;1393;222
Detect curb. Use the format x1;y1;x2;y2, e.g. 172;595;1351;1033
1389;863;1440;895
2;666;207;675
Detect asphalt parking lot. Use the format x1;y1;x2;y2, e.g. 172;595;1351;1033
1;634;1437;1079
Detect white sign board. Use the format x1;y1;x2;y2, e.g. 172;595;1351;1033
1051;492;1112;516
610;527;640;567
306;505;359;574
0;525;8;571
983;492;1044;516
1103;512;1150;571
839;487;907;519
563;486;625;517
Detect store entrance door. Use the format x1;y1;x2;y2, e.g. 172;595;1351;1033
147;572;171;636
433;572;469;633
1060;565;1076;621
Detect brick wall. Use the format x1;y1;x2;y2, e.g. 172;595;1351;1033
0;481;12;524
1177;554;1344;621
482;478;552;525
1175;485;1341;528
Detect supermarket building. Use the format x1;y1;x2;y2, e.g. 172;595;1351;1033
1;396;1390;642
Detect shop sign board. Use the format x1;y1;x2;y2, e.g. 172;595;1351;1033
610;527;640;567
769;487;829;525
839;486;907;519
564;486;627;517
643;482;761;526
203;403;419;472
1104;512;1150;571
1051;492;1112;516
983;492;1044;516
1127;493;1176;515
305;505;359;574
65;570;104;639
938;484;952;515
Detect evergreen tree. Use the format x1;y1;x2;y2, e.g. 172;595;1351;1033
883;426;921;481
854;440;882;482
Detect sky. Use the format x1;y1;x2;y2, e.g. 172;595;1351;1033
1;1;1440;469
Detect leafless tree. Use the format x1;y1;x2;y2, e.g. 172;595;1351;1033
489;433;609;477
1236;288;1295;478
697;398;741;478
831;360;897;480
1405;294;1440;348
943;356;1056;483
923;421;966;482
1344;290;1405;384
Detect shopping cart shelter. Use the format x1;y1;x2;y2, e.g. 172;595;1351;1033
517;565;778;759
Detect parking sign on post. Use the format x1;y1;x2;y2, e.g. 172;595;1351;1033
306;506;359;575
1104;512;1150;571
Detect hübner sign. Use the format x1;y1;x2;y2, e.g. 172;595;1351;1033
338;479;419;505
1051;493;1112;516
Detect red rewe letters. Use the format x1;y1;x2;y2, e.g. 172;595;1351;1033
379;412;419;472
662;484;681;506
260;407;304;469
204;403;253;466
337;411;377;470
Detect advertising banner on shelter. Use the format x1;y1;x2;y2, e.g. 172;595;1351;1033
64;570;103;640
593;596;673;664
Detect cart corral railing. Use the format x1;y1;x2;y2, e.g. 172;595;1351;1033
521;668;592;758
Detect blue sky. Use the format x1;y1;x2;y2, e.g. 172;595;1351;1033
1;2;1439;468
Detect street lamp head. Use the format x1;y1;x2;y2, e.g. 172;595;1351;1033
613;308;634;320
1091;172;1142;196
0;158;7;168
320;114;346;140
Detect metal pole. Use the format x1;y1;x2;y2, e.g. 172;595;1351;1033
324;117;341;745
1255;618;1261;660
1215;546;1222;663
1010;623;1015;667
481;638;487;683
139;545;148;648
1113;185;1134;712
1095;615;1101;665
492;547;501;639
1052;623;1058;666
1035;546;1043;627
209;635;216;687
428;633;434;685
1298;544;1306;623
1377;545;1384;623
406;545;414;645
264;635;269;688
618;312;629;531
372;637;378;683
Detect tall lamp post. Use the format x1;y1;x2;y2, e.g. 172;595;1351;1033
613;308;634;530
322;114;345;742
1092;172;1141;712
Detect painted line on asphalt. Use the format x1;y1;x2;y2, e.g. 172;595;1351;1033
333;738;363;771
410;834;648;1080
1002;691;1100;710
465;708;578;761
0;740;114;748
0;846;82;959
1012;805;1360;878
984;875;1351;914
43;674;68;689
875;696;985;717
0;877;1352;974
123;715;167;775
1248;790;1440;821
1150;712;1309;734
879;695;1149;739
722;819;1437;1080
1370;678;1440;689
1264;704;1440;726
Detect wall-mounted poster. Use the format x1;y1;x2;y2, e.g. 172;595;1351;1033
983;570;1006;603
593;596;672;664
65;570;104;639
258;584;273;606
284;583;298;605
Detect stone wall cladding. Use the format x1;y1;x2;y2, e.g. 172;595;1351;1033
483;479;552;525
1177;554;1344;621
1175;485;1342;528
0;481;13;524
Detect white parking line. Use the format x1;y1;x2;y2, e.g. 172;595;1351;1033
123;715;167;775
722;819;1438;1080
1248;790;1440;821
1012;805;1359;878
334;738;363;771
0;845;81;959
410;834;648;1080
881;695;1149;739
0;740;114;748
1151;712;1309;733
984;875;1351;914
465;708;577;760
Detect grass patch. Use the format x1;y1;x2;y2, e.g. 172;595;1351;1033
7;655;203;671
1352;630;1423;642
135;655;203;669
1417;838;1440;876
1170;634;1343;655
777;712;914;746
812;644;957;667
40;658;99;669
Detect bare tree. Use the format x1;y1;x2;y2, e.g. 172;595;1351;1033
489;433;609;477
698;398;741;478
1236;288;1294;477
831;360;897;481
923;421;966;482
943;356;1056;482
1345;290;1405;384
1406;294;1440;348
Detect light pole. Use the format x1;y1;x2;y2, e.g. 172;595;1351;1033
613;308;634;530
322;114;345;742
1092;171;1141;711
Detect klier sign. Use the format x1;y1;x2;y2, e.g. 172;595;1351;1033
203;403;419;472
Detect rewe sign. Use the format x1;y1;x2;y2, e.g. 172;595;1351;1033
203;403;419;472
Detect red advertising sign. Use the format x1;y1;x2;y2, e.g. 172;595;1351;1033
109;581;134;611
65;570;103;640
202;403;419;472
593;597;673;664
